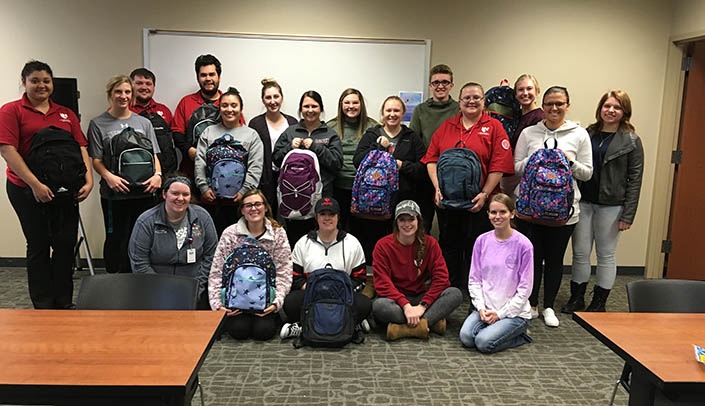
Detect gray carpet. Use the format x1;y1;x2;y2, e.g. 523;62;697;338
0;268;641;406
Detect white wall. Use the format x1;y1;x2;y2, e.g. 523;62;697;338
0;0;674;267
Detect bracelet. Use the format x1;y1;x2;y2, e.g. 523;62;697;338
155;171;163;178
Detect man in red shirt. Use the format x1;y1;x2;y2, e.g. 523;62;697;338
171;54;224;179
129;68;177;174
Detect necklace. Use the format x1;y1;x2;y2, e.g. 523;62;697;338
598;132;615;148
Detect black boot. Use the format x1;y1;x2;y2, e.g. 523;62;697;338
561;281;587;314
585;286;611;312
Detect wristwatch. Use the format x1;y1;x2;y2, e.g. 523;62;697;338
420;301;429;309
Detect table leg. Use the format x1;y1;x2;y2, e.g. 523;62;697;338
629;366;656;406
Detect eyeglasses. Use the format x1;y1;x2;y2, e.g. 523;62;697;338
543;101;567;108
242;201;264;210
430;80;452;88
460;95;484;104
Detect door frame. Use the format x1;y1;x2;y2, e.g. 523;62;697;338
646;33;705;279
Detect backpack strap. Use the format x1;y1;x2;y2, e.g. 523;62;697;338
544;138;559;149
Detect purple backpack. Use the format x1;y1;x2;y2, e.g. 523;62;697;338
277;149;322;220
517;139;574;226
350;149;399;219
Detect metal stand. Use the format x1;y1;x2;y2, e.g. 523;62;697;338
73;212;95;275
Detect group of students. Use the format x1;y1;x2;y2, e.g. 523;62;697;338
0;57;643;354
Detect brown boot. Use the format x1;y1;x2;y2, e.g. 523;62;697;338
431;318;446;335
386;318;430;341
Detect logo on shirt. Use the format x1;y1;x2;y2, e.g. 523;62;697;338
120;123;129;129
501;139;510;150
480;126;490;135
191;224;202;239
59;113;68;119
157;111;164;117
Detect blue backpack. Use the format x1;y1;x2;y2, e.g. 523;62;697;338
484;85;521;145
221;236;276;312
437;142;482;209
350;147;399;219
296;265;357;348
205;134;248;199
517;139;575;226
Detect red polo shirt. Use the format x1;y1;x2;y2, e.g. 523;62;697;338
0;94;87;187
421;112;514;193
130;98;173;125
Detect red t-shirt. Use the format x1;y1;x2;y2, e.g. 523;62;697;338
0;94;87;187
129;98;173;125
421;111;514;193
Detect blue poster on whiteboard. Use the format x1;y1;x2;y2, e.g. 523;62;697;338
399;91;423;123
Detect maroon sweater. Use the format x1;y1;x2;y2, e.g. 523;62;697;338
372;234;450;308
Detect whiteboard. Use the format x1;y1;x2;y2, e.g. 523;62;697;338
144;29;430;123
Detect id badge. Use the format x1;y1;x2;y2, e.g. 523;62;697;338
187;248;196;264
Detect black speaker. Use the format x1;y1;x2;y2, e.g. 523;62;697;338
51;77;80;121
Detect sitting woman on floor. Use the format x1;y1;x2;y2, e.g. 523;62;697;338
459;193;533;353
279;196;372;339
371;200;463;341
208;189;292;340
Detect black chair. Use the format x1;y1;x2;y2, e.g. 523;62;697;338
77;273;199;310
76;273;204;406
608;279;705;405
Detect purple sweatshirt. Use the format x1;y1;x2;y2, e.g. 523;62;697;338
468;230;534;319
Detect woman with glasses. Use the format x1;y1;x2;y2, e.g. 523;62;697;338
208;189;292;340
129;176;218;309
564;90;643;313
326;88;378;231
513;86;592;328
194;87;264;236
421;82;514;293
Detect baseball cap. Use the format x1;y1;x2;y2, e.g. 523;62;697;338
315;197;340;215
395;200;421;219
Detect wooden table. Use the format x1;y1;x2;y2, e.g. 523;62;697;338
0;309;224;405
573;312;705;405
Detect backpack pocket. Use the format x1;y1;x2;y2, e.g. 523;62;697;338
118;148;154;184
228;264;268;311
211;159;246;199
311;301;346;335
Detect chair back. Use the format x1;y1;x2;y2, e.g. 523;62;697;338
77;273;199;310
626;279;705;313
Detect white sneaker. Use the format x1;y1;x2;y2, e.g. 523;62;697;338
359;319;371;333
530;307;539;319
542;308;560;327
280;322;302;339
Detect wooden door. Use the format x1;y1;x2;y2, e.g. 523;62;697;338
666;40;705;280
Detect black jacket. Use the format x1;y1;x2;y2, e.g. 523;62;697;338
580;129;644;224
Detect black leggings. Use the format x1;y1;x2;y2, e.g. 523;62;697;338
221;312;279;340
516;219;576;309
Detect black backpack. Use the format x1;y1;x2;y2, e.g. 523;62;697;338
294;265;360;348
26;126;86;204
109;127;155;191
186;101;220;147
484;85;521;147
139;111;177;175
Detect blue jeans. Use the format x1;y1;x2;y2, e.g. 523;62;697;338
571;202;623;289
459;311;532;353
